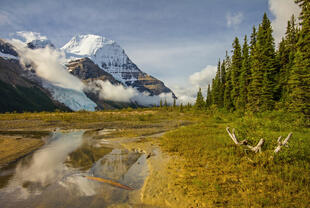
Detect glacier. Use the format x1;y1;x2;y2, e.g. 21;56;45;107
43;82;97;112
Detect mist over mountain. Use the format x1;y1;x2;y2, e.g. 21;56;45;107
0;32;176;112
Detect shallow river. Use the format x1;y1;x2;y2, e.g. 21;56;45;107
0;130;149;207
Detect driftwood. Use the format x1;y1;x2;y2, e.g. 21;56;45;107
226;127;293;154
226;127;264;153
274;133;292;153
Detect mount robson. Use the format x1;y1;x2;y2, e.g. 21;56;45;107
0;33;176;113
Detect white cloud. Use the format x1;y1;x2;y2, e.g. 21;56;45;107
269;0;301;44
10;39;84;92
16;31;48;43
189;65;217;88
170;85;196;105
87;80;137;103
170;65;217;105
87;80;175;106
226;12;244;28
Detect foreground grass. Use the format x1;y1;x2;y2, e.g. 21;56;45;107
161;110;310;207
0;108;309;207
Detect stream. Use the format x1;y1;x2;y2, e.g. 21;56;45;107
0;130;149;207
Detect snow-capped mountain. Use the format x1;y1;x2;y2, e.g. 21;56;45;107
0;32;176;112
62;34;176;98
62;34;140;84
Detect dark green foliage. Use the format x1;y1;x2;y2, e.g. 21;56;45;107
206;84;212;108
276;15;299;104
0;80;58;113
238;35;250;110
223;53;234;110
179;103;184;112
211;60;222;106
231;37;242;109
164;99;168;108
249;13;276;111
206;1;309;116
195;88;205;110
287;0;310;115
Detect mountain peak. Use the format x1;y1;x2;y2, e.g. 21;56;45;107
61;34;117;56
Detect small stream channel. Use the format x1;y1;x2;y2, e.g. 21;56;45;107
0;130;149;207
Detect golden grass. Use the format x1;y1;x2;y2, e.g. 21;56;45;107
0;136;44;166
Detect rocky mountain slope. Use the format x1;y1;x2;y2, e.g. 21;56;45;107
66;58;137;109
62;34;176;98
0;33;175;112
0;57;68;113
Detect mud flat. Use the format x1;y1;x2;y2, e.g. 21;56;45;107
119;135;200;207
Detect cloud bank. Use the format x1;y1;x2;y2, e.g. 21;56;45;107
87;80;175;106
171;65;217;105
268;0;301;44
10;38;84;92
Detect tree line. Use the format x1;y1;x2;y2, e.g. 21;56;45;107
196;0;309;116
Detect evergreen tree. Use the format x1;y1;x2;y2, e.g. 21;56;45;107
180;103;184;112
211;60;222;106
219;60;226;107
247;13;276;111
206;84;212;108
195;88;205;110
224;52;234;110
160;99;163;108
277;15;299;104
287;0;310;115
250;26;257;54
238;35;250;110
231;37;242;109
164;99;168;108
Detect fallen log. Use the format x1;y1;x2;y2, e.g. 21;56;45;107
226;127;264;153
274;133;292;153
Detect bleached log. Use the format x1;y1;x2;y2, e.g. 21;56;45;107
274;133;292;153
247;139;264;153
226;127;264;153
226;127;248;145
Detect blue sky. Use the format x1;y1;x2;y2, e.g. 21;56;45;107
0;0;300;101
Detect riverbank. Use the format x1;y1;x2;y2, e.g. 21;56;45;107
0;133;46;167
0;109;309;207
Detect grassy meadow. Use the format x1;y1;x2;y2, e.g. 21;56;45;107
0;107;309;207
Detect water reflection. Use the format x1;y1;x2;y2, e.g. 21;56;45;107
0;130;149;207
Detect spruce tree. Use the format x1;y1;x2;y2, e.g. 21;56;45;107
206;84;212;108
180;103;184;112
195;88;205;110
287;0;310;115
211;60;222;106
247;13;276;111
231;37;242;109
238;35;250;110
224;52;234;110
164;99;168;108
277;15;298;104
219;60;226;108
